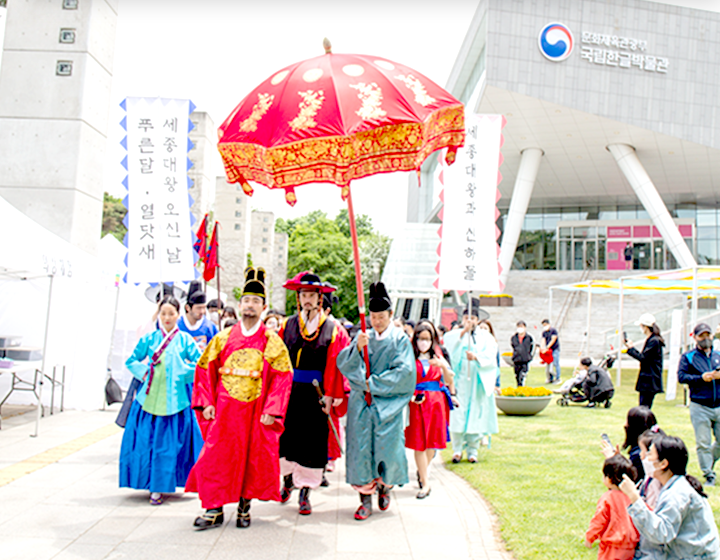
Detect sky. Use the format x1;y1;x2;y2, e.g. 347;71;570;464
105;0;481;237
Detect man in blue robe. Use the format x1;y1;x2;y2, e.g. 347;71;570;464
178;280;218;350
337;282;415;521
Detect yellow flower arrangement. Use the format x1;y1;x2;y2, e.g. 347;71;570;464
500;386;552;397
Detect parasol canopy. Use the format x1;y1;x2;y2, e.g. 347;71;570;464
217;40;464;205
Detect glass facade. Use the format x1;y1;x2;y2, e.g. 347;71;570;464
503;204;720;271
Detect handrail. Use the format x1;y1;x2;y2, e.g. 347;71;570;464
555;262;593;332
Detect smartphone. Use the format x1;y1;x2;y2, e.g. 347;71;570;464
601;433;612;446
622;331;628;343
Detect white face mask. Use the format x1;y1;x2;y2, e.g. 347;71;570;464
417;340;432;353
209;311;220;325
517;327;526;334
642;457;655;479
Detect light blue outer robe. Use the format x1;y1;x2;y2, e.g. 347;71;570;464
445;329;499;437
337;324;415;487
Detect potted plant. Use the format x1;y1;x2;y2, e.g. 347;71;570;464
495;386;553;416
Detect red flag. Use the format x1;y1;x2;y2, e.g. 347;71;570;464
203;222;219;282
193;214;209;263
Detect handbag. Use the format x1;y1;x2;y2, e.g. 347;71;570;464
105;374;123;405
115;377;140;428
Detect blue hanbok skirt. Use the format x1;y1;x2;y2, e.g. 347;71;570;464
119;399;203;493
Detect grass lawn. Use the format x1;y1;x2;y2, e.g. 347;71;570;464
443;365;720;560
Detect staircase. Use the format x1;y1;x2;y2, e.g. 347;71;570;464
483;270;685;366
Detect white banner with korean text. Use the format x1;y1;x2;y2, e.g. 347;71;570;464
124;97;195;284
439;114;503;293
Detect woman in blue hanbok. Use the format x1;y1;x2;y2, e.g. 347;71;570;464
119;295;203;505
444;311;499;463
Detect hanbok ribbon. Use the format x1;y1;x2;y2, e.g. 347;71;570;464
145;328;179;395
415;380;455;411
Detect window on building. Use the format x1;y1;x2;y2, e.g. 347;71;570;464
263;227;268;232
263;217;268;222
234;224;241;230
236;197;243;204
262;248;268;253
235;211;242;218
262;237;268;243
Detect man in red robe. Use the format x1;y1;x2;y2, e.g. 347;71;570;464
186;267;293;530
276;272;348;515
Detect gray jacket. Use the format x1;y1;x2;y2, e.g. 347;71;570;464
628;475;719;560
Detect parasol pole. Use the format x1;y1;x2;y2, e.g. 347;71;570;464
346;186;373;402
216;223;221;314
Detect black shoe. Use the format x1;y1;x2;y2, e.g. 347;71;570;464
280;474;294;503
416;470;423;489
193;508;224;530
451;455;461;464
298;487;312;515
236;498;251;528
378;484;391;511
320;476;330;487
354;493;372;520
416;487;432;499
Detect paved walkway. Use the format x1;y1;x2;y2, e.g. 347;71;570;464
0;409;512;560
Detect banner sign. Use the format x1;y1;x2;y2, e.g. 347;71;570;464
438;114;503;293
121;98;196;284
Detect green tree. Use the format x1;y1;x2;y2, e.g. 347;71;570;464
283;210;391;323
102;192;127;242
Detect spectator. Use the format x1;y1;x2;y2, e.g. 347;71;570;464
601;406;656;481
678;322;720;487
620;435;720;560
510;321;534;387
404;320;416;339
624;313;664;409
540;319;561;384
637;426;666;510
624;242;633;270
207;298;224;327
220;306;237;330
585;455;639;560
263;310;283;333
178;280;218;351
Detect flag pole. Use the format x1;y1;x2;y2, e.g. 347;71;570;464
215;222;221;311
346;186;373;403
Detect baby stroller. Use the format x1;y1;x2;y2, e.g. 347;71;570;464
556;354;615;408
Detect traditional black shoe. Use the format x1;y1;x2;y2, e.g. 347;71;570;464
298;487;312;515
193;508;224;530
451;454;461;464
378;484;391;511
320;475;330;487
280;474;294;504
236;498;251;528
354;493;372;521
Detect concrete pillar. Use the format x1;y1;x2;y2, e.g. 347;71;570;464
607;144;696;269
498;147;543;289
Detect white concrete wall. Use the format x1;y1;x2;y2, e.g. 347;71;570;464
0;0;117;255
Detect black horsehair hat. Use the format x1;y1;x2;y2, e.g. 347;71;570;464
369;282;392;313
187;280;207;306
242;267;266;300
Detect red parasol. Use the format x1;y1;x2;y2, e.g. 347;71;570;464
218;40;464;384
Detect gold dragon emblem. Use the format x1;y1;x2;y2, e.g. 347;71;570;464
221;348;264;402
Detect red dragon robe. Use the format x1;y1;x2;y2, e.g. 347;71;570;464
185;322;292;508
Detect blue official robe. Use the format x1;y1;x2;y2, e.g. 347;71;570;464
337;324;415;487
445;329;499;437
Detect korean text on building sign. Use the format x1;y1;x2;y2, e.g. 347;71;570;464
581;31;668;73
125;98;195;284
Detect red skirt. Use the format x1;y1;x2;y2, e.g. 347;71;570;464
404;392;448;451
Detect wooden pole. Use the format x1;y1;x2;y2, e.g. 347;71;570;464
215;222;221;310
346;186;372;404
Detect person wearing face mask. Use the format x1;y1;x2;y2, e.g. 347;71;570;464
444;304;500;464
540;319;561;384
510;320;534;387
637;426;666;509
678;322;720;487
405;322;456;498
624;313;664;409
207;299;224;328
619;435;720;560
